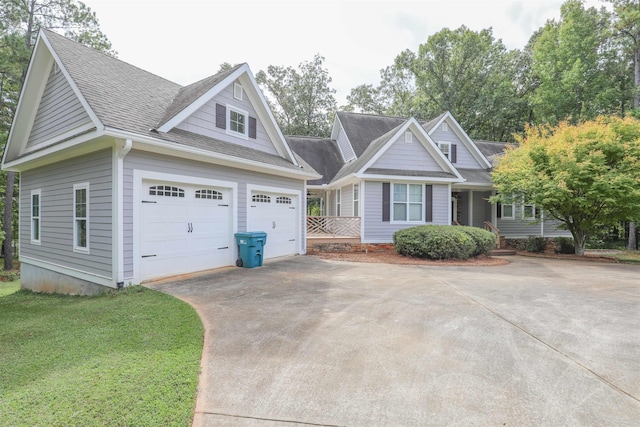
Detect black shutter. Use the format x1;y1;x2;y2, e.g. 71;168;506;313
425;184;433;222
451;144;457;163
249;116;257;139
382;183;390;222
497;202;502;218
216;104;226;129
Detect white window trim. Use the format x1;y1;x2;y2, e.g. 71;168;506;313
522;201;536;220
233;82;243;101
31;189;41;245
73;182;89;253
391;182;424;223
438;142;451;160
226;104;249;140
501;200;515;220
336;189;341;216
353;183;359;216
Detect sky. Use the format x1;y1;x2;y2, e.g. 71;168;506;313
81;0;604;106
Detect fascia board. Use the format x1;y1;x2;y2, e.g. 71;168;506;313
355;173;464;183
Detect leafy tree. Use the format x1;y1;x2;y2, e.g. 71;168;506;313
0;0;113;270
256;54;337;137
491;117;640;255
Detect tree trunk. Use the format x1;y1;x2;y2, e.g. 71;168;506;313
629;222;637;251
572;229;587;256
3;171;15;270
629;47;640;251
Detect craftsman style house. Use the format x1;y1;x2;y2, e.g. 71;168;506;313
288;111;569;245
2;30;319;294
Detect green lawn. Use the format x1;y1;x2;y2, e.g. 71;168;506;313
0;280;20;297
610;250;640;264
0;286;204;427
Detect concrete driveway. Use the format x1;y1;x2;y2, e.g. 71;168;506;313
150;256;640;427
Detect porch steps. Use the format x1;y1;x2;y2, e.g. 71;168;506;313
490;248;517;256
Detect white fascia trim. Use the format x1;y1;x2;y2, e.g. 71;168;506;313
356;174;464;183
40;32;103;133
430;112;492;169
3;129;107;172
452;183;495;189
105;128;319;180
157;65;246;133
20;256;115;288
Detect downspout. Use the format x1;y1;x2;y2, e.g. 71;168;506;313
114;139;132;288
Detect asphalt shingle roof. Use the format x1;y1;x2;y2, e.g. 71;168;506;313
456;168;493;185
336;112;406;157
286;136;343;185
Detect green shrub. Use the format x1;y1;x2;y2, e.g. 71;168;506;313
554;237;575;254
459;226;497;256
525;236;547;253
393;225;476;260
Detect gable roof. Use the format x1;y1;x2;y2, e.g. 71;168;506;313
4;30;316;178
334;112;406;157
330;118;463;185
286;136;343;185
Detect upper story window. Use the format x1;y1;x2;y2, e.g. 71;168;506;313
438;142;450;159
229;107;248;138
31;189;41;244
233;83;243;100
74;183;89;252
216;103;257;140
393;183;423;222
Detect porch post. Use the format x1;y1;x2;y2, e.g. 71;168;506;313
469;190;474;227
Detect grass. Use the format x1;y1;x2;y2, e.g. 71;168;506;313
609;250;640;264
0;286;204;427
0;279;20;297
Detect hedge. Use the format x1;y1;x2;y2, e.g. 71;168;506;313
393;225;494;260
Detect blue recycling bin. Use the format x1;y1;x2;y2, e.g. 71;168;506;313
235;231;267;268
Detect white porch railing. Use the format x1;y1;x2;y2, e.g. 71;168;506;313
307;216;361;237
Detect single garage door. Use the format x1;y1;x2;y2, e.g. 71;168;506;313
140;181;232;281
247;191;298;259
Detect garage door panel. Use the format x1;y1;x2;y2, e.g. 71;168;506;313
140;181;233;281
248;191;298;259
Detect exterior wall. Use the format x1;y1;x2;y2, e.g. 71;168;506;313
176;80;278;156
335;124;356;161
497;204;571;238
472;191;492;228
20;149;113;280
362;181;449;243
430;124;483;169
340;184;354;216
459;192;469;225
123;150;304;280
26;68;92;149
371;131;444;172
21;263;110;295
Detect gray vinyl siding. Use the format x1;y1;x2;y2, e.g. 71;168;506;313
123;150;304;278
371;132;444;172
176;80;278;156
26;68;92;148
459;192;469;225
20;149;113;278
497;205;571;238
335;124;356;161
430;125;483;169
340;184;354;216
362;181;449;243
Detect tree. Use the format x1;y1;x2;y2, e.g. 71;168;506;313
529;0;622;125
608;0;640;249
0;0;113;270
491;117;640;255
256;54;337;137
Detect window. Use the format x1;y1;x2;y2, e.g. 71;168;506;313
233;83;243;100
276;196;292;204
439;142;450;160
74;183;89;252
353;183;359;216
149;185;185;197
252;194;270;203
501;201;515;219
228;106;248;138
195;189;222;200
31;189;41;244
522;202;536;220
336;189;341;216
392;183;423;222
404;131;413;143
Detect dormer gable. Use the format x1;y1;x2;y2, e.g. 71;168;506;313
424;111;491;169
155;64;299;166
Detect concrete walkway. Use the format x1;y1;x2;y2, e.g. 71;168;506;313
149;256;640;427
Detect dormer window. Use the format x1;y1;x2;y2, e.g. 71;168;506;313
228;106;248;139
234;83;243;100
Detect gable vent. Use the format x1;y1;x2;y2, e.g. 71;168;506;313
404;131;413;143
234;83;243;101
442;123;448;132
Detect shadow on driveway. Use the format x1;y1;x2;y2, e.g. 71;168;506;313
149;255;640;427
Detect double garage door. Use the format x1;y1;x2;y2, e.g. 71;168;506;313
139;180;298;281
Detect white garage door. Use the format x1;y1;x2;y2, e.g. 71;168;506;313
140;181;233;281
247;191;298;259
